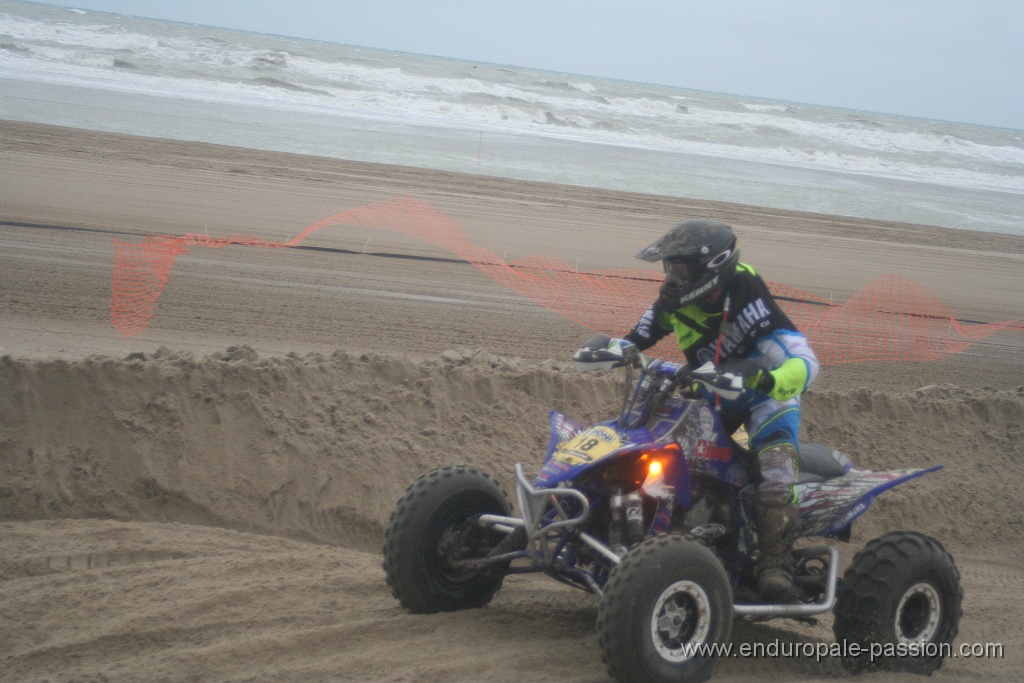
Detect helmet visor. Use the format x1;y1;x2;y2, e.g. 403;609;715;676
663;258;696;282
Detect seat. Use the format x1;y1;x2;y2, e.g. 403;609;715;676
797;443;852;483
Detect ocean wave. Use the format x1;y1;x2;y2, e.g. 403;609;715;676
543;111;592;129
537;78;597;93
4;8;1020;172
740;103;789;113
2;2;1021;202
252;51;288;68
0;40;29;53
605;96;680;118
249;75;330;96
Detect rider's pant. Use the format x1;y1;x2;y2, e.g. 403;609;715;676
704;387;802;505
734;397;801;505
720;395;798;507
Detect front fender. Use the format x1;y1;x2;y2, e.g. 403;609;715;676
537;413;649;487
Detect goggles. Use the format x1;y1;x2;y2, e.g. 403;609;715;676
663;258;697;282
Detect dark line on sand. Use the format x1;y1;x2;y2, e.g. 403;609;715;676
3;219;1015;328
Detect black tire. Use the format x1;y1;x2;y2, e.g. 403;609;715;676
597;534;733;683
382;465;512;613
833;531;963;674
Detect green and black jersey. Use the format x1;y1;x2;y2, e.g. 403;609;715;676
625;263;819;404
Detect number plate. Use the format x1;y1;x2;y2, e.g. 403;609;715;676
552;426;622;466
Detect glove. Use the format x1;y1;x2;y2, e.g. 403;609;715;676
690;361;745;401
744;368;776;394
718;358;776;394
573;336;636;371
692;360;777;401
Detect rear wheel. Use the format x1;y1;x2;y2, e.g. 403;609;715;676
833;531;963;674
382;465;512;613
597;534;733;683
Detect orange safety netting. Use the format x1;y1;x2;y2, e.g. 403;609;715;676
111;196;1022;365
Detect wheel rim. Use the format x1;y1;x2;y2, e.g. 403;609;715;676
650;580;713;663
895;582;942;645
436;521;475;583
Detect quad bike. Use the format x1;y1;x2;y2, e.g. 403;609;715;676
383;337;963;683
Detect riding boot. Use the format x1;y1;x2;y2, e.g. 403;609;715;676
754;498;798;599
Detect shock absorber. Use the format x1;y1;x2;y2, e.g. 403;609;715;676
609;491;626;552
625;492;645;543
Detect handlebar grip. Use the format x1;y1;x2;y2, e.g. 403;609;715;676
652;360;687;378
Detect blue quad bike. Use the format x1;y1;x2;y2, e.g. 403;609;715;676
383;338;962;683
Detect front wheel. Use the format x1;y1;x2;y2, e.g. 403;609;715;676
597;534;733;683
833;530;963;674
382;465;512;613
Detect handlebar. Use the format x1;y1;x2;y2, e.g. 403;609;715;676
572;337;707;430
641;354;688;378
574;335;689;380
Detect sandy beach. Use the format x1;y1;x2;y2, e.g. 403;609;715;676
1;119;1023;682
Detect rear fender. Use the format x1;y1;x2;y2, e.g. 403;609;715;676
796;466;942;537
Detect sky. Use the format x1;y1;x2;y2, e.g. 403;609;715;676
37;0;1024;130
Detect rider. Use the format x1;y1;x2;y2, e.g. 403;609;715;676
622;218;819;598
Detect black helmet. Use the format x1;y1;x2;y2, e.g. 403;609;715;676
636;219;740;308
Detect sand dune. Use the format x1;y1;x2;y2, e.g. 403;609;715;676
1;348;1022;682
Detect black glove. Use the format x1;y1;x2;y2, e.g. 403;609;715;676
690;361;745;400
692;359;776;400
720;358;776;394
746;368;776;394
